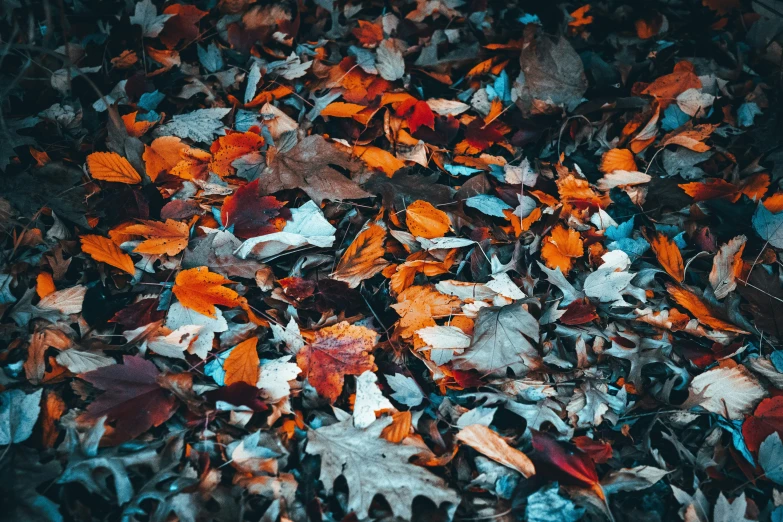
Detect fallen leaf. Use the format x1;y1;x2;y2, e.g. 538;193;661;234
86;152;142;184
124;219;190;256
331;221;390;288
541;225;584;275
220;179;290;239
405;200;451;239
224;337;260;386
457;424;536;477
172;266;241;318
296;321;376;402
80;235;136;275
648;232;684;282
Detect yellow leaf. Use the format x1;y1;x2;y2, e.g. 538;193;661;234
331;222;391;288
80;235;136;275
648;232;684;282
540;225;584;275
224;337;260;386
405;200;451;239
86;151;142;184
123;219;190;256
172;266;242;318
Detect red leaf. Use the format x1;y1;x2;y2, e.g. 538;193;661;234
464;118;504;151
407;101;435;134
531;431;599;488
742;396;783;453
159;4;208;49
221;179;291;239
109;298;165;329
79;356;178;446
560;298;598;325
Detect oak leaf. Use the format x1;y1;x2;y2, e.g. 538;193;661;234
305;417;460;519
296;321;376;402
331;221;391;288
80;235;136;275
172;266;241;318
123;219;190;256
86;152;142;184
224;337;260;386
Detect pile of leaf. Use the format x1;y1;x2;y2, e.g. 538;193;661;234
1;0;783;520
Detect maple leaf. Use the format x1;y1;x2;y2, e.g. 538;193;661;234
209;130;265;178
79;355;178;445
80;235;136;275
223;337;260;386
259;135;371;205
296;321;376;402
453;302;541;376
129;0;173;38
86;152;142;184
158;4;208;49
172;266;241;318
220;179;290;239
123;219;190;256
540;224;584;275
330;221;391;288
305;417;460;519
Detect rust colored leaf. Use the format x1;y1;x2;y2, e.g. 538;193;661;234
600;148;637;173
405;200;451;239
666;283;747;333
331;221;391;288
296;322;376;402
221;179;290;239
209;129;265;178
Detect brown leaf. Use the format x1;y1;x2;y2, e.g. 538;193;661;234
259;135;371;204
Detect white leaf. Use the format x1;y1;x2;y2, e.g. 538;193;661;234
709;235;746;299
148;325;202;359
596;170;652;191
166;302;228;359
682;365;767;420
353;371;394;428
154;108;231;143
257;356;301;402
270;317;305;354
426;99;469;116
376;39;405;81
0;389;42;445
56;349;114;374
385;374;425;407
38;285;86;314
129;0;173;37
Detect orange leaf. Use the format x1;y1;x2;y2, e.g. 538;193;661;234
661;123;718;152
209;130;265;178
600;149;637;173
122;111;158;137
36;272;56;298
764;192;783;212
172;266;241;318
457;424;535;477
331;222;391;288
352;19;384;47
123;219;190;256
641;61;701;109
541;225;584;275
86;152;142;184
223;337;260;386
569;5;593;27
352;144;406;176
381;411;412;443
143;136;187;181
405;200;451;239
296;321;376;402
29;147;51;167
466;58;494;78
81;235;136;275
320;102;368;118
648;232;684;282
666;284;748;333
739;173;770;202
